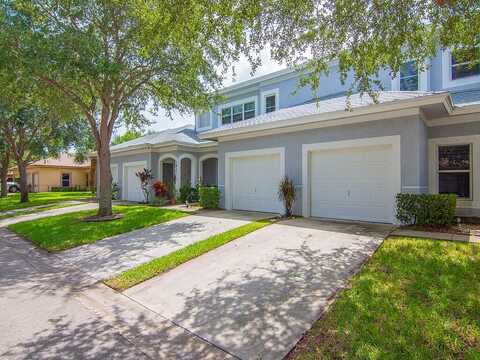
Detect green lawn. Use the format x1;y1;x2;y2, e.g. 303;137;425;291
0;191;94;212
288;237;480;360
9;205;188;252
105;218;274;291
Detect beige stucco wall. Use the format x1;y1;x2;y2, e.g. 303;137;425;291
27;167;90;192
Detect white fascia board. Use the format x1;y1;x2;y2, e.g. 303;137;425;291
200;93;451;141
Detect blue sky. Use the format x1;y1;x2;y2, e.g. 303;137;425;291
121;48;284;135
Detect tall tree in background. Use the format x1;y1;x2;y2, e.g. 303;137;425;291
0;106;87;202
1;0;265;218
255;0;479;98
111;130;143;146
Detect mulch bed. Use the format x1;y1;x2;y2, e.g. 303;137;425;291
403;223;480;235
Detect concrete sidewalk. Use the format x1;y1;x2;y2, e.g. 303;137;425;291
0;228;230;360
0;202;98;227
58;210;269;280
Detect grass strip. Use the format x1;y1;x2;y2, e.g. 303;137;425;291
287;236;480;360
105;218;275;291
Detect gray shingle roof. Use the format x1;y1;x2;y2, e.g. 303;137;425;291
450;89;480;107
202;91;441;135
110;125;212;152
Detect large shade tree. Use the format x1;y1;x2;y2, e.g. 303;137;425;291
0;104;89;202
1;0;265;217
254;0;479;98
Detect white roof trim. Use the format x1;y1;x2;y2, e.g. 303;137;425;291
200;92;451;140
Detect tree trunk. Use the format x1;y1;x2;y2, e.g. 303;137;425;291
97;142;113;217
0;152;9;197
17;161;28;203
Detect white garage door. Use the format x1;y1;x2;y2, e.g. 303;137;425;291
309;144;395;223
231;154;283;213
124;164;144;202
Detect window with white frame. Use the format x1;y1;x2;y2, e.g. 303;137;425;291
438;144;471;198
61;173;71;187
399;61;419;91
265;94;277;113
392;60;427;91
197;111;211;130
451;48;480;81
221;100;256;125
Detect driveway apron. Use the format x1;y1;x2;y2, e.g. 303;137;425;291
125;218;394;360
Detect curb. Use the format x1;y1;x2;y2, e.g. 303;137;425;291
391;229;480;243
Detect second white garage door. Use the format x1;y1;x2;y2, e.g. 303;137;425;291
309;144;396;223
230;153;283;213
124;163;145;202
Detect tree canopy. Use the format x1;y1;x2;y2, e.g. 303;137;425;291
0;0;265;216
254;0;479;98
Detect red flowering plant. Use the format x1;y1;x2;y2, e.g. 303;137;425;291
152;181;169;198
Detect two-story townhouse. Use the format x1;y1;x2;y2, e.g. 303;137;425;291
104;47;480;223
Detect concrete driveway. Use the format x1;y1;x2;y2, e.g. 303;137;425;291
126;218;394;360
58;210;269;280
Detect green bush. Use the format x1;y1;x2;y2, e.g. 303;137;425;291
396;193;457;227
179;184;199;203
51;186;92;192
199;186;220;209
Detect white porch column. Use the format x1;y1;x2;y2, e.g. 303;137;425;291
175;160;181;190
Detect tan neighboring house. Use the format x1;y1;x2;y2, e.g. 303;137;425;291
9;153;92;192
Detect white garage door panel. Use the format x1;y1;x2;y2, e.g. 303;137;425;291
125;165;144;202
231;154;282;213
310;145;394;223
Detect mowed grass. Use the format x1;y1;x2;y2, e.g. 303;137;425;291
288;237;480;360
0;191;94;212
9;205;188;252
105;218;274;291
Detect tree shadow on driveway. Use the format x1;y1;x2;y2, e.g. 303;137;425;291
127;220;391;360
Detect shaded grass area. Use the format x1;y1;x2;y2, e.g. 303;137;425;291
0;192;94;212
105;218;274;291
9;205;188;252
288;236;480;360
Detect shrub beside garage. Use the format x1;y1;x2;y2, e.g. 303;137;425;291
396;193;457;227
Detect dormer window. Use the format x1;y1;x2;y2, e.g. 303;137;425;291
399;61;419;91
221;99;256;125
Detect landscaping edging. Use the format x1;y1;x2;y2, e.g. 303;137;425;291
391;228;480;243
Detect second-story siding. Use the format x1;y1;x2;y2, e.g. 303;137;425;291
196;48;480;133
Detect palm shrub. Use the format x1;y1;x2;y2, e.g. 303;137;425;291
278;175;296;217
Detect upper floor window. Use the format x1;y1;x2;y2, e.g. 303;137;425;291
399;61;419;91
392;60;427;91
221;100;256;125
443;48;480;88
197;111;212;130
451;48;480;80
261;89;280;114
265;95;276;113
